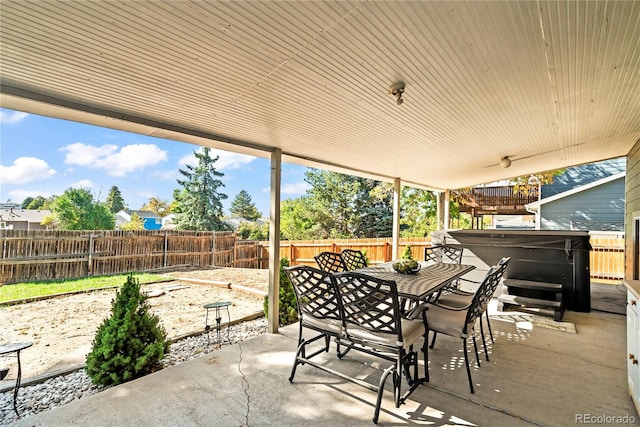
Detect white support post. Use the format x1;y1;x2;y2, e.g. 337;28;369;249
444;189;450;230
268;149;282;334
392;178;401;261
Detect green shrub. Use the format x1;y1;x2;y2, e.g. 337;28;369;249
263;258;299;326
86;274;170;386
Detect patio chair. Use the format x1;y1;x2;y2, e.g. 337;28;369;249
340;249;368;271
333;271;429;423
314;251;348;273
425;244;464;298
423;262;506;393
424;244;463;264
434;256;511;355
284;265;343;353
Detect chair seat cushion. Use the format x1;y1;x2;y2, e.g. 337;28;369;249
345;317;425;349
436;293;472;308
303;315;343;335
425;304;473;338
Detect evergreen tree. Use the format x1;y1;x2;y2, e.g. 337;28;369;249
106;186;126;214
229;190;261;221
175;147;229;231
302;169;394;238
50;187;115;230
86;274;169;386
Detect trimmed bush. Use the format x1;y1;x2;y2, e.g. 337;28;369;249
402;244;414;260
86;274;170;386
263;258;299;326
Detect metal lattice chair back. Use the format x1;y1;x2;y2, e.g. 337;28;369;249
285;266;342;322
463;260;508;334
424;245;463;264
314;251;348;273
333;272;401;344
340;249;368;271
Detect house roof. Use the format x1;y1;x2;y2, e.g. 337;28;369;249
526;172;625;209
541;157;627;198
0;209;51;223
1;2;639;190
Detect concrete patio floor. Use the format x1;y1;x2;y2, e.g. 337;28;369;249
11;285;639;427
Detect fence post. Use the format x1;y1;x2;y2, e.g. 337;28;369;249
384;242;390;262
211;231;216;267
88;233;93;276
162;230;169;268
289;244;295;265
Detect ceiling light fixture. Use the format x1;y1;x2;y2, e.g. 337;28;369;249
500;156;512;168
388;81;405;106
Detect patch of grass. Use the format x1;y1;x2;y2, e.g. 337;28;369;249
0;273;170;303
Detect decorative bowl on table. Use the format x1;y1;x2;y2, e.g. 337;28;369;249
392;259;421;274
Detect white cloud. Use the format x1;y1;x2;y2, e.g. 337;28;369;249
0;157;56;184
179;148;256;170
60;143;168;176
9;188;55;201
70;179;93;189
282;182;311;194
0;110;29;124
152;169;178;181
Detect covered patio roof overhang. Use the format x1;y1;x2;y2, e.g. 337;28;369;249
1;1;640;332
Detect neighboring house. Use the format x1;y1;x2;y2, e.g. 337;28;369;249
526;159;625;231
115;210;163;230
223;217;267;230
161;213;182;230
0;207;52;230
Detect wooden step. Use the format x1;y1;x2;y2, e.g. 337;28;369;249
503;279;562;292
498;294;564;321
498;294;563;309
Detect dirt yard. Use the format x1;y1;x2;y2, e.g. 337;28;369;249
0;268;269;381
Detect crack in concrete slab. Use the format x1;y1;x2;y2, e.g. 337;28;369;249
237;342;250;426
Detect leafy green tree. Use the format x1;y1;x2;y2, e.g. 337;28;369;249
299;169;395;238
105;186;126;214
280;197;317;240
21;196;49;210
141;197;170;216
26;196;48;210
175;148;229;231
236;221;269;240
21;197;34;209
50;187;115;230
400;187;437;237
120;212;145;230
86;274;170;386
230;190;261;221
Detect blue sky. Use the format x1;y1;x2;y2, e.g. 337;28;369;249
0;108;311;216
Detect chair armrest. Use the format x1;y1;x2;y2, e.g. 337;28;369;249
427;300;470;311
404;301;430;320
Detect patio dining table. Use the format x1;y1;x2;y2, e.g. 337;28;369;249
355;261;476;301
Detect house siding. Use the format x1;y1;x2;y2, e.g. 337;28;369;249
625;138;640;279
540;178;625;230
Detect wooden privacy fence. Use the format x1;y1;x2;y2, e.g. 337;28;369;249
261;236;626;283
0;230;245;284
0;231;625;284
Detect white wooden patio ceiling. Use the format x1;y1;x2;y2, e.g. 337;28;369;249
1;1;639;190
